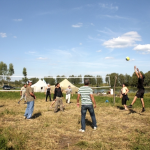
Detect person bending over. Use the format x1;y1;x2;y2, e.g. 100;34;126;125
128;66;145;112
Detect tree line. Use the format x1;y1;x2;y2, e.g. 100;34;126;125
106;72;150;87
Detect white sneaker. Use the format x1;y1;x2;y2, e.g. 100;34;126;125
79;129;85;132
93;127;97;130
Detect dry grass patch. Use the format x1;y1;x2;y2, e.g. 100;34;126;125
0;98;150;150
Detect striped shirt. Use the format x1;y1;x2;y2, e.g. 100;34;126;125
78;86;93;105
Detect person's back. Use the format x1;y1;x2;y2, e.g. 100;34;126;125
26;86;34;102
78;86;93;105
137;77;144;89
77;79;97;132
21;86;26;95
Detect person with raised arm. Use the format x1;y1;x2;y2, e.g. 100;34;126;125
128;66;145;112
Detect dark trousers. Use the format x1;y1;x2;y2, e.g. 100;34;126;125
46;93;51;101
81;105;97;130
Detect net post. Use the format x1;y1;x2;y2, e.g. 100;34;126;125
113;76;117;105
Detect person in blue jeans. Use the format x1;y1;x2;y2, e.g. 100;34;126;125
77;79;97;132
24;80;36;120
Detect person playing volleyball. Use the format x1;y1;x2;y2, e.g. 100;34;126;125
128;66;145;112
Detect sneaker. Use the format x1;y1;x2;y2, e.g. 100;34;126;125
79;129;85;132
18;101;20;104
128;105;132;108
142;108;145;112
94;127;97;130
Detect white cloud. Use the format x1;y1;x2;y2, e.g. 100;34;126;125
105;57;114;59
56;50;72;57
13;19;22;22
29;51;36;54
72;23;83;28
79;43;82;45
0;33;7;38
37;57;48;60
97;50;102;52
99;3;118;10
13;36;17;38
102;15;128;20
133;44;150;54
103;31;141;49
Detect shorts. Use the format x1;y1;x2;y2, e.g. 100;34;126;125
135;89;145;98
122;94;127;105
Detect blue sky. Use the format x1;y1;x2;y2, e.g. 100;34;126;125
0;0;150;78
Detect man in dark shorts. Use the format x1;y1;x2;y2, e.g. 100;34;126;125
128;66;145;112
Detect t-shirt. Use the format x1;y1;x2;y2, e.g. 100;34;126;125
21;86;26;95
137;78;144;89
26;86;34;102
65;88;72;95
54;87;63;99
78;86;93;105
121;87;128;94
47;87;51;93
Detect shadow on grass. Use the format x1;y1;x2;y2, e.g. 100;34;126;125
32;112;42;119
85;119;93;128
0;105;4;107
128;109;137;114
117;106;124;110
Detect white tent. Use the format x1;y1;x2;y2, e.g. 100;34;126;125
31;79;47;92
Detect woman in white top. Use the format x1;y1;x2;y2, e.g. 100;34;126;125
120;83;129;110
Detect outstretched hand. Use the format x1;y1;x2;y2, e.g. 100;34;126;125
134;66;136;70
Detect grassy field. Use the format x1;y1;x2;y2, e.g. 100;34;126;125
0;92;150;150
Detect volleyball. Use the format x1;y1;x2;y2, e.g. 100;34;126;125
126;57;130;61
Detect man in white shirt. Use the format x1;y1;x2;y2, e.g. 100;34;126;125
18;84;27;104
65;85;73;104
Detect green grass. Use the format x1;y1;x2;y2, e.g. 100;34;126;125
0;127;27;150
0;92;149;108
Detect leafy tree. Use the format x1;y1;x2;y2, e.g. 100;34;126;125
56;75;65;83
29;78;39;84
8;63;14;76
96;75;103;86
44;76;55;85
6;63;15;85
106;73;119;87
22;67;28;83
131;72;138;87
145;71;150;86
124;74;132;86
118;74;125;86
0;61;7;75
